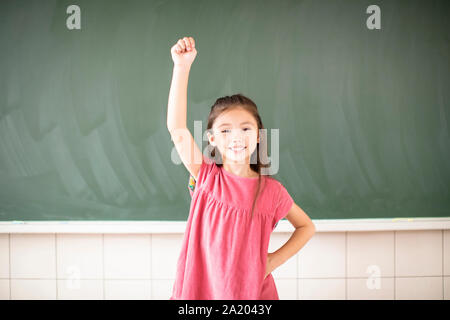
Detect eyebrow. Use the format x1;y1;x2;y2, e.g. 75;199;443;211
218;121;255;128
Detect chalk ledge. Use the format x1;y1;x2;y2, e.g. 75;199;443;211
0;217;449;233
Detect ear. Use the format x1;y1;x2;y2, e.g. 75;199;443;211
207;131;216;147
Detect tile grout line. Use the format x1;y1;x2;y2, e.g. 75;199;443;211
150;234;152;299
296;250;299;300
6;276;440;280
9;234;11;300
296;252;299;299
394;231;396;300
8;277;162;280
55;233;58;300
345;231;347;300
102;234;105;300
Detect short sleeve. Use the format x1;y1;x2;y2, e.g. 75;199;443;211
187;154;215;198
272;182;294;229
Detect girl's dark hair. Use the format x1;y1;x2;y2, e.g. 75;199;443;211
205;93;272;220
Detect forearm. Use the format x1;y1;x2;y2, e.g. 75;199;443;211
167;65;191;131
270;224;315;269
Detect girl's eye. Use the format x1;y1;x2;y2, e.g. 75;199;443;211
221;128;251;133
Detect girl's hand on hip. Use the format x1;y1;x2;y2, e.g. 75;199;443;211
170;36;197;68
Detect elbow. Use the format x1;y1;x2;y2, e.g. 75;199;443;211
166;120;174;133
295;221;316;235
166;118;179;133
306;221;316;236
167;124;178;134
167;126;187;135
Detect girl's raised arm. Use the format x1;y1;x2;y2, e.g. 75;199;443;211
167;36;203;180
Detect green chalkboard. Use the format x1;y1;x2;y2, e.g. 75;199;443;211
0;0;449;221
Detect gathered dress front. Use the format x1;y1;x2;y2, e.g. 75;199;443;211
170;155;294;300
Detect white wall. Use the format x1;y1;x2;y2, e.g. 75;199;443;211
0;230;449;299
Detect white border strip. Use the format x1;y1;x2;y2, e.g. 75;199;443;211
0;218;449;233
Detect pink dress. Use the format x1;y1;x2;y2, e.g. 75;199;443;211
170;155;294;300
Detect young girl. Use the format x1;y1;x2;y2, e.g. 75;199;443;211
167;36;316;300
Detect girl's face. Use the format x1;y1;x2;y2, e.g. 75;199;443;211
207;107;259;165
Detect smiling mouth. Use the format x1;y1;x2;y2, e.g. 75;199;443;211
229;146;247;152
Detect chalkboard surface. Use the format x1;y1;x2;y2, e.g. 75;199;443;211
0;0;449;221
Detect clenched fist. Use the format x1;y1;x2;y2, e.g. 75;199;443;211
171;36;197;68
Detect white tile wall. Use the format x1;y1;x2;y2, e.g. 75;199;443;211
104;280;151;300
56;234;103;280
299;232;346;278
0;230;448;300
347;277;395;300
0;279;10;299
347;231;394;278
274;278;297;300
103;234;151;279
299;278;346;300
151;234;183;280
152;279;175;300
444;277;450;300
396;277;443;300
57;279;103;300
10;234;56;279
442;230;449;276
11;279;56;300
396;230;442;277
0;234;9;279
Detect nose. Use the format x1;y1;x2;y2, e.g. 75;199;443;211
230;129;244;143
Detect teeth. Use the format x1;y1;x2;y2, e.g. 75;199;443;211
230;146;245;151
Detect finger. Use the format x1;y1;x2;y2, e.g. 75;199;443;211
183;37;191;50
188;37;195;48
183;37;191;51
177;39;186;51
